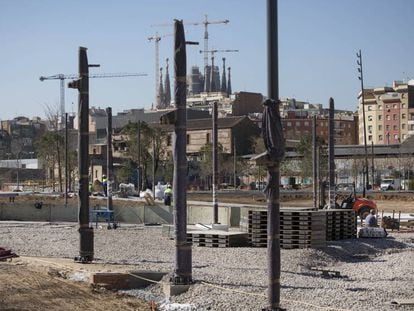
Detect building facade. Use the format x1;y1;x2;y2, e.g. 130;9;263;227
358;80;414;145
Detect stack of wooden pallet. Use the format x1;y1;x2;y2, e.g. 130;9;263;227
325;209;357;240
187;231;248;248
246;210;327;249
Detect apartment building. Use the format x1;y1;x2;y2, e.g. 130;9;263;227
358;80;414;145
282;111;358;145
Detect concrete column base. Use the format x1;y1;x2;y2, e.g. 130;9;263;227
163;283;190;298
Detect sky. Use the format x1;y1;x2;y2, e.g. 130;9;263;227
1;0;414;120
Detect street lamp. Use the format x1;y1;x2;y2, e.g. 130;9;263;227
357;49;370;196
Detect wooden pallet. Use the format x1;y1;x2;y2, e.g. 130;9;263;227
187;231;248;247
246;210;327;249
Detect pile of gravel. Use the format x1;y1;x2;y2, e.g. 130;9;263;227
1;222;413;310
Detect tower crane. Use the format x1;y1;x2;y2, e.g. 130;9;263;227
152;15;229;91
39;72;147;119
148;32;173;109
188;15;230;76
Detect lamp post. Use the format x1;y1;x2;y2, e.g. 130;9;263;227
357;50;369;196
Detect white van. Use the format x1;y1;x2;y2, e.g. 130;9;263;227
380;178;400;191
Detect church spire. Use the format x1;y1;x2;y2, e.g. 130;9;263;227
158;67;165;108
220;57;227;94
227;67;232;96
164;58;171;107
210;56;216;92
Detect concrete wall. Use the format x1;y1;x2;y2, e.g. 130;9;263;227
0;202;172;225
0;201;254;227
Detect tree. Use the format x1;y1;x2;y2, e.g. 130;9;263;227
198;142;225;189
297;134;327;181
39;104;64;192
121;122;168;189
36;131;61;191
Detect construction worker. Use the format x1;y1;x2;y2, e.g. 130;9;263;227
164;184;172;206
102;175;107;196
365;209;378;227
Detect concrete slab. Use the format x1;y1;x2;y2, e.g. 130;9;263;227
390;299;414;306
92;270;166;289
163;283;190;298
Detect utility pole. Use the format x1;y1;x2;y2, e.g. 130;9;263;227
106;107;113;211
68;46;96;263
65;113;68;207
212;101;219;224
312;115;318;210
152;136;156;195
172;19;191;285
264;0;284;310
233;136;237;190
371;141;375;189
357;49;369;196
16;152;20;191
328;98;336;208
137;120;142;192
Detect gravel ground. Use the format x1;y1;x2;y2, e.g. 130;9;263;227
1;221;413;311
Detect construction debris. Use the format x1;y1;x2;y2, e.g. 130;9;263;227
0;247;18;261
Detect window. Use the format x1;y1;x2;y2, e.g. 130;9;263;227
393;104;398;109
378;125;382;131
296;121;300;126
368;115;373;121
167;135;172;146
378;105;382;110
287;122;292;127
393;114;398;120
386;115;391;121
402;134;406;140
378;115;382;121
368;125;372;132
304;121;309;126
394;134;399;140
402;124;406;130
386;125;390;130
186;134;190;145
393;125;398;130
402;113;406;119
402;104;406;109
206;133;210;143
379;135;383;141
368;135;372;141
368;105;372;111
